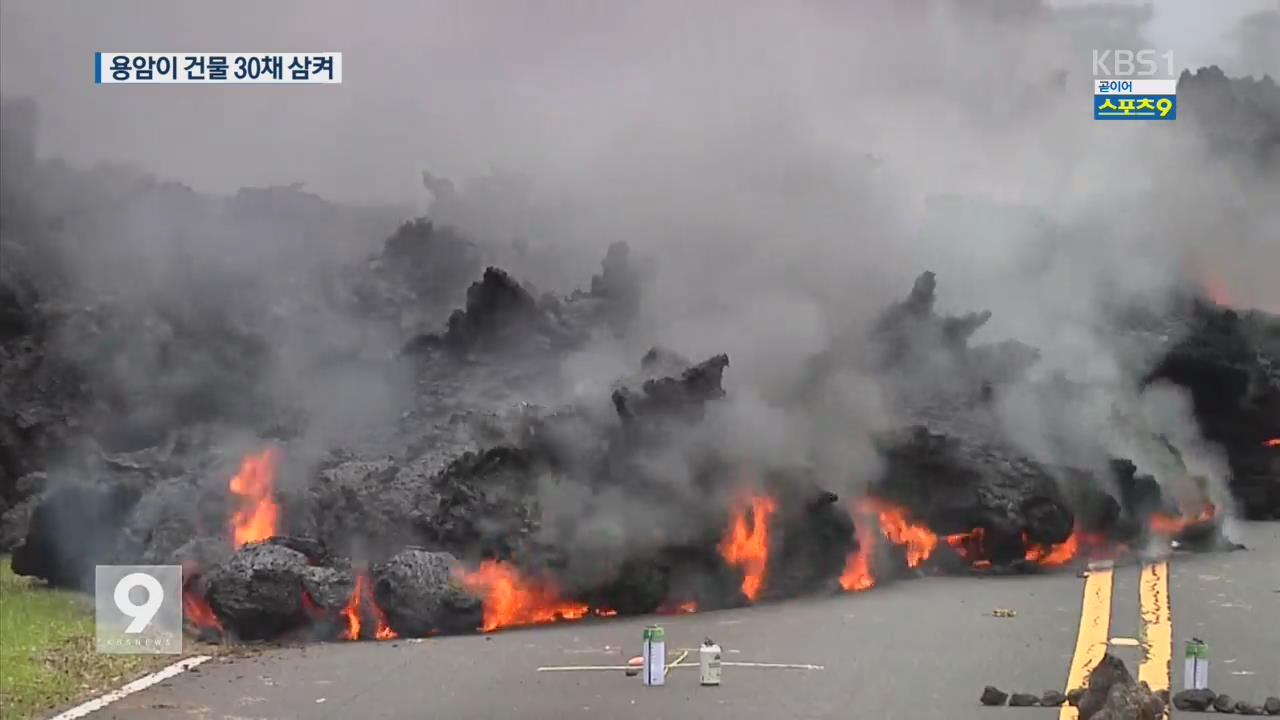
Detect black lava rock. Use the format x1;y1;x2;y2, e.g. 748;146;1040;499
371;548;483;636
1009;693;1040;706
1076;654;1164;720
204;542;313;641
1068;688;1086;706
1237;700;1264;715
980;686;1009;706
1264;696;1280;715
1216;693;1238;713
1041;690;1067;707
1088;653;1134;691
1172;688;1217;711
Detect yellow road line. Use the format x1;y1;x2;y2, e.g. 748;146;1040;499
1060;568;1113;720
1138;562;1172;695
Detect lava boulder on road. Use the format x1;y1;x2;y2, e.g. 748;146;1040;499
204;540;352;641
371;548;483;636
1172;688;1216;711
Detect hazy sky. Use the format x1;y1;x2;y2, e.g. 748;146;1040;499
1;0;1275;205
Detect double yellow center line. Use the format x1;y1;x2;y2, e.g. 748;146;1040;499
1059;562;1171;720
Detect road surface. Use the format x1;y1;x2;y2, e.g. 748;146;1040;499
91;522;1279;719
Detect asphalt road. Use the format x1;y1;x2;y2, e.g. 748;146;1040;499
94;522;1279;720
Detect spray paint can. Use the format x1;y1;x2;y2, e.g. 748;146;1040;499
642;625;666;686
699;638;722;686
1184;638;1209;690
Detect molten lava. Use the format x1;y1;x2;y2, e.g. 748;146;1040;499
182;589;221;632
718;494;777;602
840;497;1084;581
1149;503;1216;536
657;600;698;615
228;447;280;548
1024;530;1078;566
1264;438;1280;448
839;520;877;592
455;560;595;632
340;570;397;641
944;527;985;561
859;498;938;568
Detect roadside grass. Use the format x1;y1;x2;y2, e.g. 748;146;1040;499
0;557;171;719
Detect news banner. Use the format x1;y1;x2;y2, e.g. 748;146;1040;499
95;52;342;83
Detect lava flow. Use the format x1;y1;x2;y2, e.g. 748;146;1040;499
718;493;777;601
839;521;877;592
228;446;280;548
1023;530;1078;566
1149;503;1217;536
840;497;1088;591
455;560;602;632
341;570;397;641
657;600;698;615
182;588;222;632
859;498;937;568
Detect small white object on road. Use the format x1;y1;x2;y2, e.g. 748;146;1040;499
700;640;722;686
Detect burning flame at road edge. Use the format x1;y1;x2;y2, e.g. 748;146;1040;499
718;493;777;602
455;560;603;632
341;570;398;641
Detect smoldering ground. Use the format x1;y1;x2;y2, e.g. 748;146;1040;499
1;0;1278;630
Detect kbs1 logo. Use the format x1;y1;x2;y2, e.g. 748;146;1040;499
95;565;183;654
1091;50;1177;121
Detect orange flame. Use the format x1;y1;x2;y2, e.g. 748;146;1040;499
1149;504;1216;536
944;528;985;561
1264;438;1280;448
228;447;280;548
859;498;938;568
839;519;877;592
340;570;398;641
657;600;698;615
718;494;777;602
182;590;222;632
455;560;592;632
1024;530;1078;566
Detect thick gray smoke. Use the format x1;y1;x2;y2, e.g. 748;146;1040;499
2;0;1277;570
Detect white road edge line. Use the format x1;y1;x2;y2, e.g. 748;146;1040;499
48;655;212;720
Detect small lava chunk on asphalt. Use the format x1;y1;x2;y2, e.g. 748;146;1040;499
1172;688;1217;711
980;686;1009;706
1041;690;1067;707
1236;699;1265;715
1008;693;1041;707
